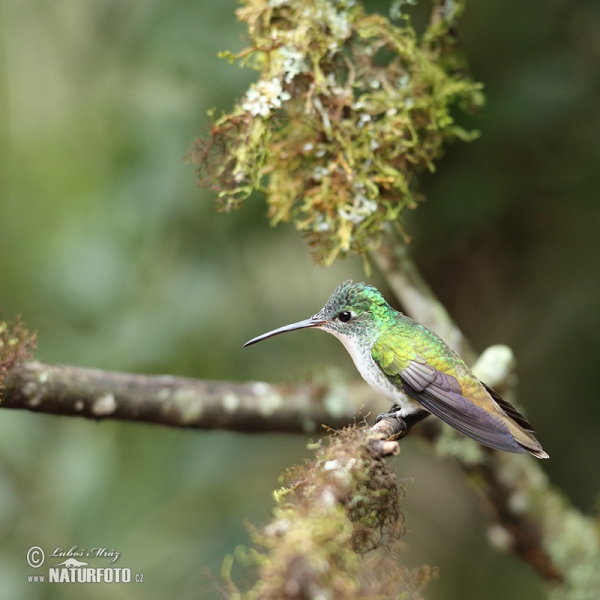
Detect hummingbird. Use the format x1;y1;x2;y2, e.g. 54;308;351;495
244;281;548;458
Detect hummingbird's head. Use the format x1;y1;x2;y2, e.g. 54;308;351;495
314;280;389;336
243;281;391;347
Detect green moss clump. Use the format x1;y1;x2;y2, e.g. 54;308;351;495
0;316;36;395
193;0;483;265
225;426;435;599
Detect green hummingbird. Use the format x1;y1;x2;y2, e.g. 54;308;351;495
244;281;548;458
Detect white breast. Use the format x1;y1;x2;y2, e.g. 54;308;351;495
326;329;423;417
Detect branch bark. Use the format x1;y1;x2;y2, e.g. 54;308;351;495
1;360;377;434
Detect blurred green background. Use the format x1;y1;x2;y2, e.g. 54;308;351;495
1;1;599;598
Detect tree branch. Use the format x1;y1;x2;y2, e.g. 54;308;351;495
1;360;377;434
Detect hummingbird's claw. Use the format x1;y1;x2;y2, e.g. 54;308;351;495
374;408;430;440
375;404;402;423
375;407;409;439
375;404;402;424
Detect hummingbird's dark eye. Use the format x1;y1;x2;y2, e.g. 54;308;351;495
337;311;352;323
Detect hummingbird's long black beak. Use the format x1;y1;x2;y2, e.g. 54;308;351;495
243;317;326;347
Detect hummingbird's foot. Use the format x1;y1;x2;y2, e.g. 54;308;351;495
375;404;402;424
374;408;429;440
375;406;409;439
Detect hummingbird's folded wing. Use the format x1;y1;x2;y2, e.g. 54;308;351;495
374;345;527;453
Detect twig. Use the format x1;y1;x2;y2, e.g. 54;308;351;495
368;414;405;457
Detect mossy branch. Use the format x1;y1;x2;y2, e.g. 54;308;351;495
0;315;37;389
224;426;434;599
192;0;483;265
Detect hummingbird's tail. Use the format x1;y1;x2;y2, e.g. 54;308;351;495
505;425;549;459
504;425;549;459
482;383;549;459
523;444;549;459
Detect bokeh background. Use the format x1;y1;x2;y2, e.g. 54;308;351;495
1;1;599;598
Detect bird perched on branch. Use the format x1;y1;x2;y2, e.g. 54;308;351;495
245;281;548;458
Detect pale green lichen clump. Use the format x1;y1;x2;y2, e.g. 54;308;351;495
194;0;483;265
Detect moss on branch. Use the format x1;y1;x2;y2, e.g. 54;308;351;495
193;0;483;265
225;425;434;599
0;315;36;395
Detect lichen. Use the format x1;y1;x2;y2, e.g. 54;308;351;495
224;425;434;598
91;393;118;416
0;315;37;397
193;0;483;265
